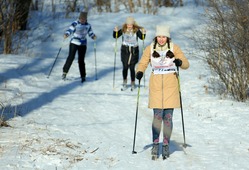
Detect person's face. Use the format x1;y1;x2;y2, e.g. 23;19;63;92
127;24;133;29
79;18;86;24
156;36;167;46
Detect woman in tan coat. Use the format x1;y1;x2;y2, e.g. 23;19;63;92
135;25;189;159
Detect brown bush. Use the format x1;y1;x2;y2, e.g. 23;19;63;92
194;0;249;102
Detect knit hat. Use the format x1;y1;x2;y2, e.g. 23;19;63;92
79;12;87;19
155;25;170;37
126;16;135;25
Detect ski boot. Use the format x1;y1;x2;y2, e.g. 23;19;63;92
121;79;127;91
81;77;86;83
162;144;170;160
62;72;67;80
131;81;135;91
151;143;159;160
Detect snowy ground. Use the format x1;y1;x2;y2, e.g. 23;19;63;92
0;1;249;170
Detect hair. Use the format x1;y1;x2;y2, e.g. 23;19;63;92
152;37;173;58
122;22;142;33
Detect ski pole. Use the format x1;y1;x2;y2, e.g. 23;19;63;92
47;46;62;78
132;79;141;154
176;66;187;148
94;40;97;80
113;31;118;88
142;33;145;88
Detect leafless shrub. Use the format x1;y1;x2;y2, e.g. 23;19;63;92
65;0;78;17
0;0;32;54
193;0;249;102
0;102;13;128
193;0;206;6
95;0;111;13
31;0;39;10
93;0;184;14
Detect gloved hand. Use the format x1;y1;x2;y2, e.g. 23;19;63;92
64;34;69;39
166;50;174;58
174;59;182;67
136;71;143;80
93;35;97;40
114;26;118;32
140;28;146;34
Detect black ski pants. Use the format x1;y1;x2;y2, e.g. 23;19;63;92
121;45;139;82
63;43;87;78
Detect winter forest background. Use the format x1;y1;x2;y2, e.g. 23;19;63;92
0;0;249;169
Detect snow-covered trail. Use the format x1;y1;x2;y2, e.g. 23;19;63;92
1;8;249;170
1;53;248;170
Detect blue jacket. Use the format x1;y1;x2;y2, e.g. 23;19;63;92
65;20;95;46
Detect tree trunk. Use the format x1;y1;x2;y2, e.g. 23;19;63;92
4;21;12;54
31;0;39;10
14;0;32;30
128;0;134;13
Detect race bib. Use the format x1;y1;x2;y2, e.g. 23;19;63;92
151;50;176;74
122;32;138;47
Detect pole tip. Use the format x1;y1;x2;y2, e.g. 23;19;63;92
183;143;188;148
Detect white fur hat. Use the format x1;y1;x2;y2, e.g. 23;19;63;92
126;16;135;25
156;25;170;37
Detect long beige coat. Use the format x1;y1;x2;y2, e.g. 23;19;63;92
136;42;189;109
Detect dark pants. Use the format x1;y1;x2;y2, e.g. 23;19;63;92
63;43;87;78
152;108;174;145
122;63;136;82
121;45;139;82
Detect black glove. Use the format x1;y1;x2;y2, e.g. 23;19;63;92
166;50;175;58
174;59;182;67
136;71;143;80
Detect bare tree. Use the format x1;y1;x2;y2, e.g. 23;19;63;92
1;0;16;54
14;0;32;30
89;0;184;14
137;0;142;7
96;0;103;13
164;0;174;7
144;0;152;14
31;0;39;10
0;0;31;54
0;2;3;42
194;0;249;101
114;0;119;12
65;0;78;17
128;0;135;13
105;0;112;12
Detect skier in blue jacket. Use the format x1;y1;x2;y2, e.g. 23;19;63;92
62;11;97;83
